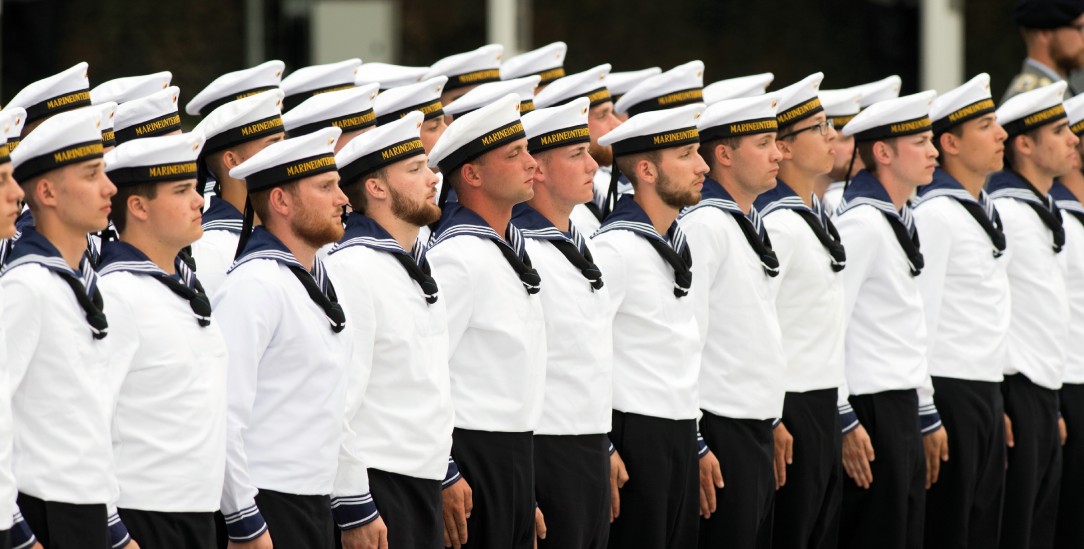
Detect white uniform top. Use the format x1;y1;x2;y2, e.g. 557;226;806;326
1056;191;1084;384
822;180;845;216
569;204;602;236
0;299;18;530
516;217;613;435
991;197;1068;389
591;228;700;420
99;269;228;512
190;230;239;298
761;208;847;393
0;262;114;503
835;204;932;399
681;202;786;420
913;193;1010;382
425;218;547;432
213;249;352;536
325;241;454;484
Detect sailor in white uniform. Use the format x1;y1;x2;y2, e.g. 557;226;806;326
325;112;453;549
189;90;285;297
834;91;946;549
424;94;547;549
1055;91;1084;549
592;104;708;548
988;81;1075;549
279;58;360;112
0;111;27;270
214;128;364;548
282;81;379;150
912;74;1011;549
510;99;618;549
98;133;226;548
0;108;37;549
535;64;622;235
756;74;850;549
681;91;787;548
3;108;131;548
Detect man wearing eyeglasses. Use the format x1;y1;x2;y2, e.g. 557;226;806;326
1004;0;1084;102
755;73;849;549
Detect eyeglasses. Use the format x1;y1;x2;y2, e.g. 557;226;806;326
780;119;835;139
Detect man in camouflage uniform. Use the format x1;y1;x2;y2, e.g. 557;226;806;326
1004;0;1084;103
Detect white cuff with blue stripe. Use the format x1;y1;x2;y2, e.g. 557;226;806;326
331;493;380;531
223;504;268;542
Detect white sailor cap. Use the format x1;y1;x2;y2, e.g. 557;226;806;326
445;76;540;118
428;93;525;173
230;126;342;192
843;90;937;142
599;103;703;156
851;75;902;109
819;88;863;129
6;62;92;124
337;110;426;186
535;64;612;109
929;73;997;135
0;108;26;164
500;41;567;85
424;44;504;92
1064;92;1084;135
614;60;705;116
698;93;780;142
186;60;285;117
996;81;1068;137
115;86;182;145
95;102;119;148
607;67;662;102
104;132;204;187
280;58;361;110
703;72;774;105
521;97;591;154
775;72;824;127
355;63;428;89
283;82;379;137
193;89;285;155
91;71;172;105
374;76;447;125
12;108;103;182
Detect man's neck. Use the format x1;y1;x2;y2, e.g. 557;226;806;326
633;191;679;236
219;178;248;214
35;216;89;270
1027;54;1066;78
526;190;573;232
874;170;916;210
813;174;832;199
266;222;318;271
1060;169;1084;201
461;197;513;239
1016;161;1055;195
712;168;756;213
120;230;179;275
778;163;818;206
368;208;421;252
941;161;986;199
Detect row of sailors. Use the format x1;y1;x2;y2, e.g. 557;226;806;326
0;39;1079;549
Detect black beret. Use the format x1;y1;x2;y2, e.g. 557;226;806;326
1015;0;1084;29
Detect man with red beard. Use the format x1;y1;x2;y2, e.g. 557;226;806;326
326;112;452;549
1005;0;1084;102
535;64;622;234
592;104;708;548
214;127;365;549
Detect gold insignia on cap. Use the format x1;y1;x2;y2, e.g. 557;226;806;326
496;54;502;61
771;99;778;108
162;82;168;89
275;99;282;106
275;69;283;77
514;103;521;111
328;136;335;145
581;106;588;115
696;69;703;77
15;117;21;125
416;121;422;128
192;141;200;151
812;83;820;91
95;119;101;129
694;112;702;119
599;73;605;80
370;91;377;100
3;124;9;133
172;94;178;103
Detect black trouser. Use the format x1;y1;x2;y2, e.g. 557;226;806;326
452;428;534;549
0;529;8;549
840;389;925;549
118;508;216;549
17;492;108;549
1000;373;1062;549
607;411;698;549
772;388;842;549
923;377;1006;549
698;412;775;549
535;433;611;549
1057;382;1084;548
255;489;333;549
366;469;442;549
